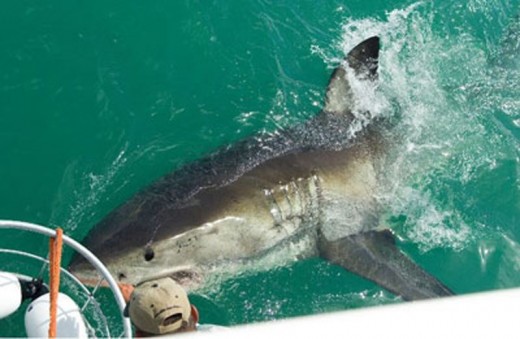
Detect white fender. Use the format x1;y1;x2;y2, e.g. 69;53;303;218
0;272;22;319
25;292;88;338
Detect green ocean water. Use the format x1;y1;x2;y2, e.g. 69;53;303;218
1;0;519;336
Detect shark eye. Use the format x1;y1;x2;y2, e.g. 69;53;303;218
144;247;155;261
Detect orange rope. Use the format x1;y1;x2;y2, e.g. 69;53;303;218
48;228;63;338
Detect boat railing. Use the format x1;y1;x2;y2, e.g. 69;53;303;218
0;220;132;338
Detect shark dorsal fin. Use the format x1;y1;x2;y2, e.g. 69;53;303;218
347;36;380;80
324;36;380;115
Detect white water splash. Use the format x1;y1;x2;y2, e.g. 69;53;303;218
52;145;129;232
319;2;520;251
388;187;474;251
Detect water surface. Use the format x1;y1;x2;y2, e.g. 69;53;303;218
0;0;519;335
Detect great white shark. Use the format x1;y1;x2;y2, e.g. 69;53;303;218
69;37;453;301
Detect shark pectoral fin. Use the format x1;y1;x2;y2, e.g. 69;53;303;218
319;229;453;301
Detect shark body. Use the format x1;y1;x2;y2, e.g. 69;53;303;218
70;37;453;301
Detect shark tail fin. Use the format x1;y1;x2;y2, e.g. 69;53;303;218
324;36;380;116
319;229;453;301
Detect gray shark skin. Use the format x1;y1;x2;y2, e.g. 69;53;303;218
69;37;453;301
